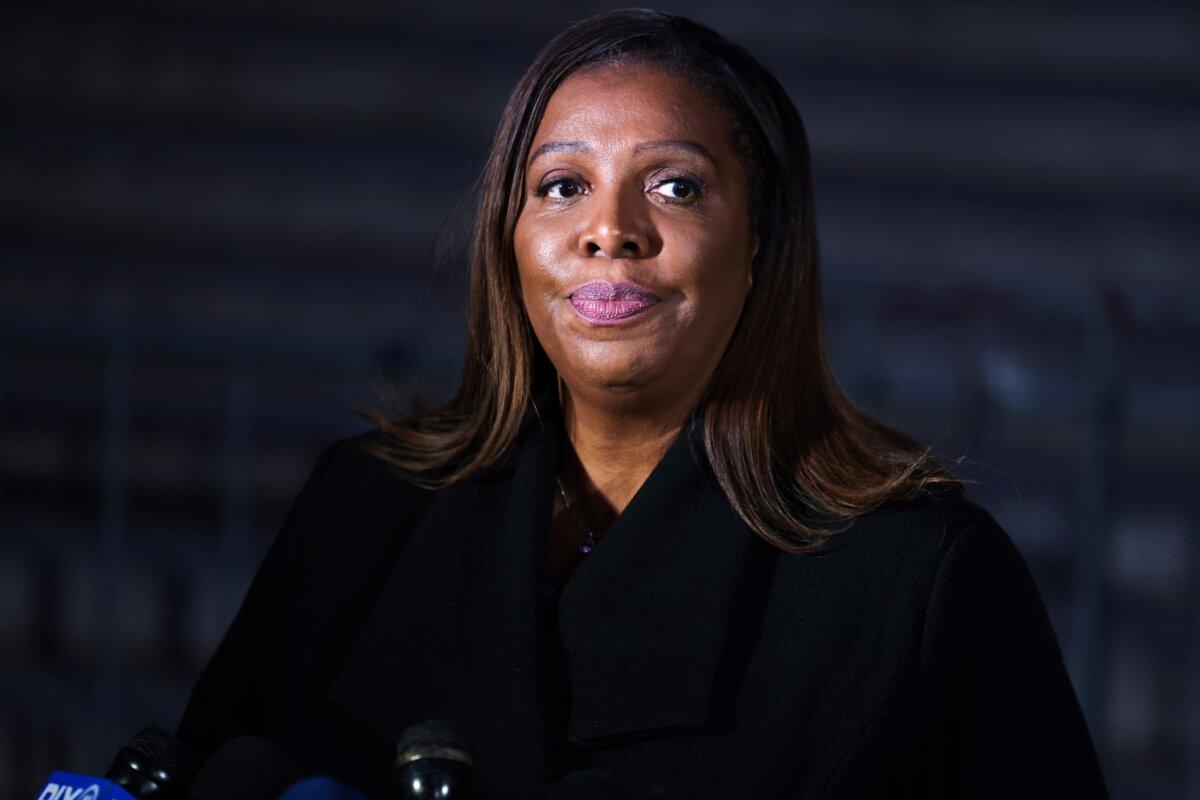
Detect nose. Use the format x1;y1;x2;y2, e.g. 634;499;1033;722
577;184;654;259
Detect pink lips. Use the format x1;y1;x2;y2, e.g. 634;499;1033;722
570;281;660;324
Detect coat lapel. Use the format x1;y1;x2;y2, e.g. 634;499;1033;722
320;388;563;790
551;398;778;747
321;380;776;779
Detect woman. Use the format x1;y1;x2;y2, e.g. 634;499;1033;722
177;9;1110;799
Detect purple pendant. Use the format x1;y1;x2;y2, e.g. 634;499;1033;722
579;533;595;555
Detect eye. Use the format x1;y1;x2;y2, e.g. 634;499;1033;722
650;175;706;203
536;177;585;200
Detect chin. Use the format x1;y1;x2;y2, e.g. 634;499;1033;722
575;359;668;395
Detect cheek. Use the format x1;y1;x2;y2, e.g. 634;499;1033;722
512;219;534;287
513;222;565;348
674;225;751;311
515;218;571;296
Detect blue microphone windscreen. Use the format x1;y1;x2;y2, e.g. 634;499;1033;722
278;776;368;800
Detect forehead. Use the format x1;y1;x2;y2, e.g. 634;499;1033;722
530;64;732;155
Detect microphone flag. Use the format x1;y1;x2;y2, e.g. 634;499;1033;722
35;772;136;800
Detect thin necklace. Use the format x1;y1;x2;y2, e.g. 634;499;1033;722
555;474;597;555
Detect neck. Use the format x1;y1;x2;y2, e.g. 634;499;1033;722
555;379;699;523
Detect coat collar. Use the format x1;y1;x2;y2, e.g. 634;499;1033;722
321;381;776;771
539;387;779;747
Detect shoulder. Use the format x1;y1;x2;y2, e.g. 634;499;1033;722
859;484;1032;589
779;484;1022;601
280;429;439;629
803;483;977;562
306;428;436;503
285;429;437;563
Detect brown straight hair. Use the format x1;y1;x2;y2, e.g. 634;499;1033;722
358;8;964;553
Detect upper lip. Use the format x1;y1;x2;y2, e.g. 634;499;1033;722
569;280;661;302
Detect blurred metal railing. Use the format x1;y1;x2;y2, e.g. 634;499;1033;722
0;313;392;789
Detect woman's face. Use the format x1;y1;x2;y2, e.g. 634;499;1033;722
513;62;759;410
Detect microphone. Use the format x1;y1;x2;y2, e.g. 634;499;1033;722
184;736;305;800
34;728;199;800
105;727;200;798
277;777;368;799
545;769;638;799
393;720;475;799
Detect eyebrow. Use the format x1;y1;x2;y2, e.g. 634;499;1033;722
526;138;718;170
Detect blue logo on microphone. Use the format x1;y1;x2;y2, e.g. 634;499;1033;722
35;773;134;800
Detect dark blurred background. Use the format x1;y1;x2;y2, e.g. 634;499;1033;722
1;2;1197;798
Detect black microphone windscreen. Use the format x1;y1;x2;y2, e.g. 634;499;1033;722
105;726;200;798
394;720;475;799
546;768;639;800
185;736;306;800
395;720;472;763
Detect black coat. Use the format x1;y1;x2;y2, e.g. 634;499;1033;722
176;382;1110;799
